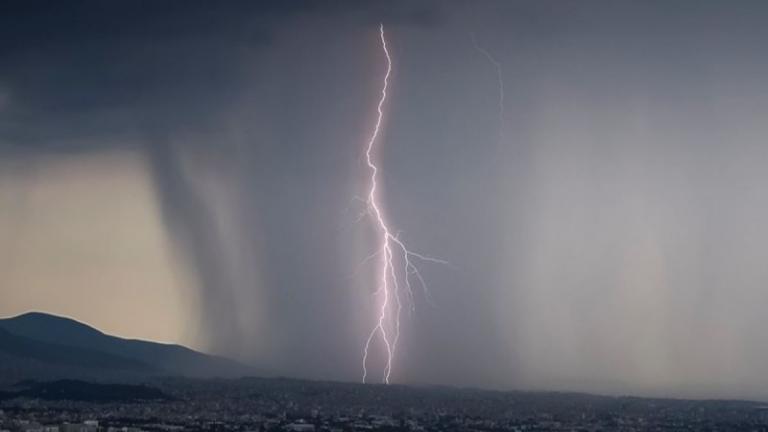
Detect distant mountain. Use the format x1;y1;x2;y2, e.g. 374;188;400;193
0;327;153;372
0;312;253;381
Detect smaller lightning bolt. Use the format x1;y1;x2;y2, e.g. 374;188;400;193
470;33;505;135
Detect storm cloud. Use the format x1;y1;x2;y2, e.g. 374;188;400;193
4;0;768;400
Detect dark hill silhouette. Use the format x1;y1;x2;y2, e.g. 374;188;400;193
0;312;253;379
0;379;170;402
0;327;153;372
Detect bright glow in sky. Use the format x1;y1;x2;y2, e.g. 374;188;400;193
0;150;194;345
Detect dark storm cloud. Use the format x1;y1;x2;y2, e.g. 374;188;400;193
5;0;768;399
0;0;297;148
0;0;443;151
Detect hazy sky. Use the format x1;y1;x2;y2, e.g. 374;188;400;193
4;0;768;400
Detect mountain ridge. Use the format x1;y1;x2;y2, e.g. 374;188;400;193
0;311;255;382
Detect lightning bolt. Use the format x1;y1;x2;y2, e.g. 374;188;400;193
471;33;505;135
360;24;446;384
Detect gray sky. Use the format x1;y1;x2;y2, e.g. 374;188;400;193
3;0;768;400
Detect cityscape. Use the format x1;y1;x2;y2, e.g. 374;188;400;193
4;378;768;432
